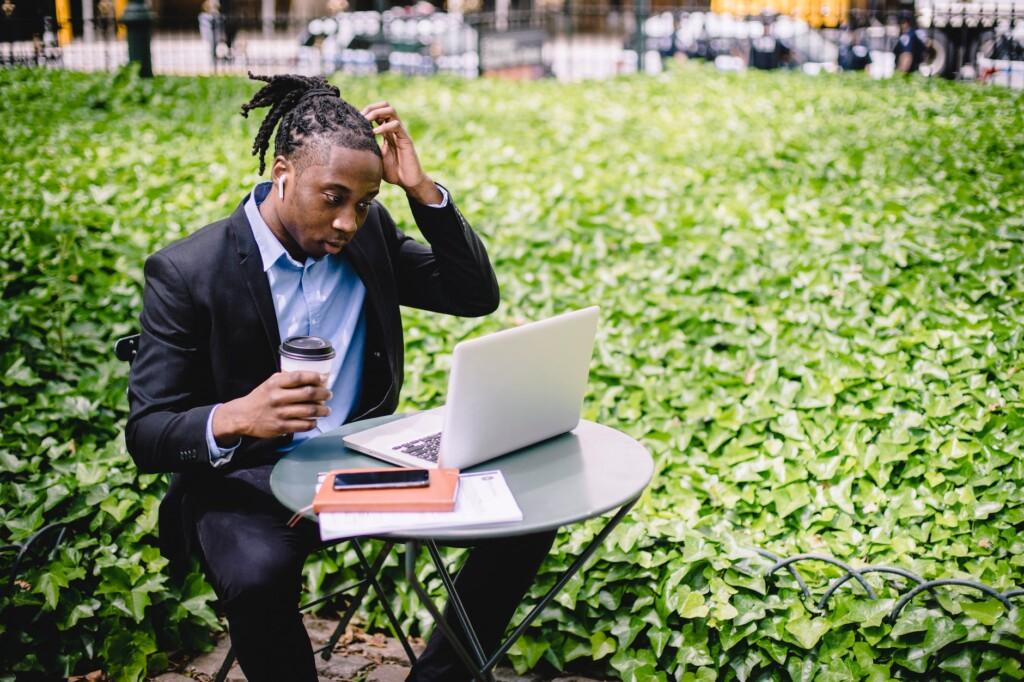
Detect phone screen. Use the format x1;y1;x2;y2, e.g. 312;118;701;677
333;469;430;490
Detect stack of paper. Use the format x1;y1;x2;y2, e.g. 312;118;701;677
317;470;523;541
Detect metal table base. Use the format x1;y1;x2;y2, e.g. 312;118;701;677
402;500;638;682
269;418;654;680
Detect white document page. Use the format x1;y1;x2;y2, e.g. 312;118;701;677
317;470;524;542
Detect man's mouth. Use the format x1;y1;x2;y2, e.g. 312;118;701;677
324;240;346;253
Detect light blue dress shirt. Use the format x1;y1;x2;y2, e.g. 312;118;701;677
206;180;448;466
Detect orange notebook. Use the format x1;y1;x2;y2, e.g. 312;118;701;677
312;468;460;514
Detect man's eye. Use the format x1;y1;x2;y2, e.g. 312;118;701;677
324;194;341;205
357;202;372;212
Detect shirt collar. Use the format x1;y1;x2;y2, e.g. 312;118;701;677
245;181;296;272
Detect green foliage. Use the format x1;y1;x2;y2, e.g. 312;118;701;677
1;64;1022;679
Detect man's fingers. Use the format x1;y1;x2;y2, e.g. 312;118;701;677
276;371;328;388
280;403;331;419
372;120;401;135
279;419;318;433
364;106;399;124
361;101;389;116
275;385;332;405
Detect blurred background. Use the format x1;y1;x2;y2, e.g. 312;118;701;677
3;0;1022;86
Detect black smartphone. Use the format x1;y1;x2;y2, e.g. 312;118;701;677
333;469;430;491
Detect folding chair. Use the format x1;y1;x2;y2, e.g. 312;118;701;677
114;334;416;680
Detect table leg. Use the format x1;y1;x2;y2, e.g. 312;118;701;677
485;499;637;668
355;540;419;665
317;540;417;665
403;497;638;679
405;539;492;681
426;540;488;665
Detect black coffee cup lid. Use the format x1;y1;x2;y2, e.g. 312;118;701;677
280;336;336;360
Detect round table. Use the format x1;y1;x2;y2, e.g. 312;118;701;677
270;414;653;541
270;414;653;681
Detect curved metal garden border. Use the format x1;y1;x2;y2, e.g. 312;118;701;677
5;522;1023;676
757;549;1023;624
6;525;1024;625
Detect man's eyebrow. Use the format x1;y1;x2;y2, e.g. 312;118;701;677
324;183;379;199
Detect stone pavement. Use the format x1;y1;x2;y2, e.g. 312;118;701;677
148;614;608;682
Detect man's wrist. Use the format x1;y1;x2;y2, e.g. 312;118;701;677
212;399;245;446
405;176;443;206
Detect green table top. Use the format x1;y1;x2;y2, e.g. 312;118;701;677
269;415;653;541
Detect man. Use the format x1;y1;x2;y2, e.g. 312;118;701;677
749;12;792;71
126;72;555;681
838;24;873;72
894;12;926;74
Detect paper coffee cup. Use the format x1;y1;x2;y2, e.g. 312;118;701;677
279;336;335;382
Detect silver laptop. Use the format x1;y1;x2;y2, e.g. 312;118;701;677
342;306;599;469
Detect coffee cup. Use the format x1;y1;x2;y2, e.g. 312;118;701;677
279;336;335;383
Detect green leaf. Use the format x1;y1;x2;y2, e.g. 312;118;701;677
507;635;549;673
590;631;617;660
785;615;831;650
774;482;812;519
938;650;979;682
672;586;710;619
960;599;1005;626
914;616;968;659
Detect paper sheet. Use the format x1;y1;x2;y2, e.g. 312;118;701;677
316;470;523;541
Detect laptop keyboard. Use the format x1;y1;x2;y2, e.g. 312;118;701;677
392;432;441;463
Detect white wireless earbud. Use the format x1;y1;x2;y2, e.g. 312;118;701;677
278;175;286;200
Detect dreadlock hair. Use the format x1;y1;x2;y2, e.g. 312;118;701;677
240;72;381;176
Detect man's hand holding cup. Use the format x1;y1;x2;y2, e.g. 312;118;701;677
212;336;335;445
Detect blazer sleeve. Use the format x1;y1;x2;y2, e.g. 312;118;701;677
125;251;216;474
377;184;500;317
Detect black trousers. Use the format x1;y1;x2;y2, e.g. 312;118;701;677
192;472;556;682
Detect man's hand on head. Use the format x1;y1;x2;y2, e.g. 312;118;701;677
361;101;442;205
213;371;332;444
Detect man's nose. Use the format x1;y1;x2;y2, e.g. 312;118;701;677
332;210;358;235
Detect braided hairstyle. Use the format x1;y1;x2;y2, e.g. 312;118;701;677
240;72;380;176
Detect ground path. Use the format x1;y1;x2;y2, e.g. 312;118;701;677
143;614;609;682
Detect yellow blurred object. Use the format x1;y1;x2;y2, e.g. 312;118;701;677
55;0;72;45
116;0;127;38
710;0;849;27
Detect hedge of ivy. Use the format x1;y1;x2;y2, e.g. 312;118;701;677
1;64;1022;681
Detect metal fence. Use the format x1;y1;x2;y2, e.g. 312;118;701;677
2;2;1022;87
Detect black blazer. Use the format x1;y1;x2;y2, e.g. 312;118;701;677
126;187;499;579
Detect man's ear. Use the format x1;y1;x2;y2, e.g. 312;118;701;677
270;156;293;185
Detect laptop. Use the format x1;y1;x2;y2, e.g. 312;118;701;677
342;306;599;469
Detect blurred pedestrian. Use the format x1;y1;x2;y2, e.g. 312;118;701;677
749;12;792;70
893;11;925;74
220;0;239;60
838;23;872;71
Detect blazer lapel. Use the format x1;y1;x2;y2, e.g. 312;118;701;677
228;202;280;366
345;232;397;420
343;237;388;336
